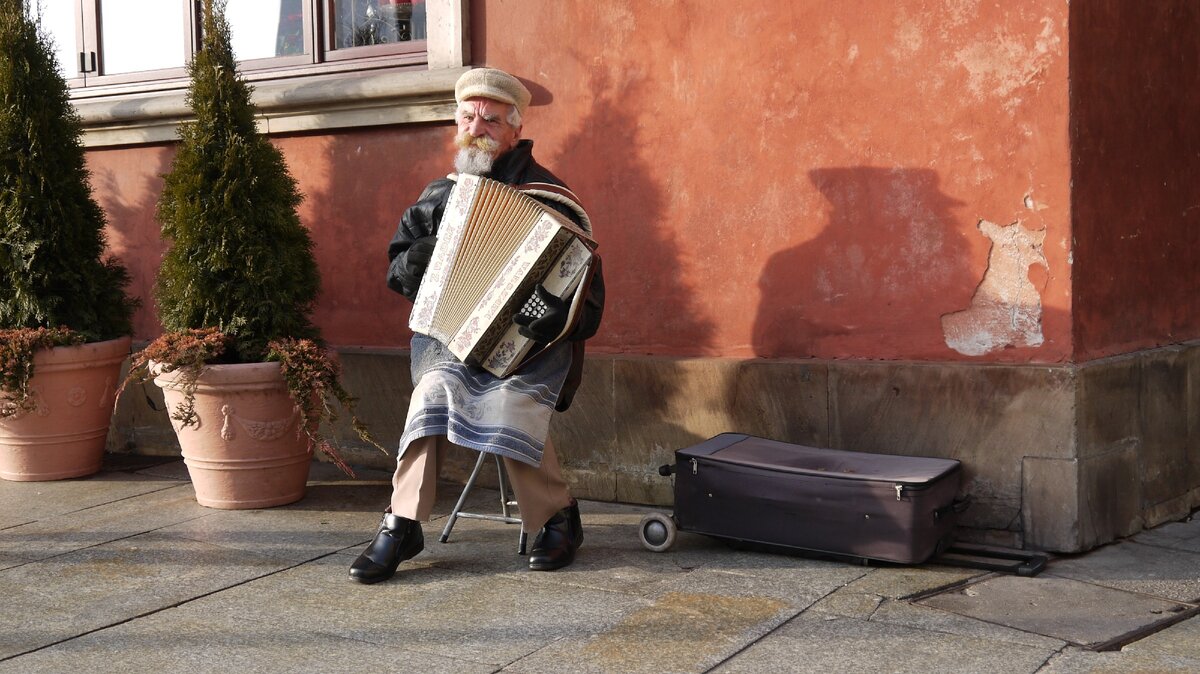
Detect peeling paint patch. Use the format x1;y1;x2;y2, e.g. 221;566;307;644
945;0;982;27
942;220;1048;356
893;11;924;56
954;17;1061;102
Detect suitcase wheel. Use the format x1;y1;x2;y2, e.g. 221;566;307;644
638;512;677;552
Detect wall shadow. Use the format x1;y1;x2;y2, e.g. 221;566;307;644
87;146;177;454
1070;1;1200;357
88;146;173;341
751;167;975;361
732;167;976;451
288;121;453;464
547;65;717;502
737;167;1072;541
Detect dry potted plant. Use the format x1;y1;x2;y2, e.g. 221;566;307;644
0;0;138;481
123;0;381;508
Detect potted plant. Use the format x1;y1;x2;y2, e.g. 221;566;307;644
0;0;138;481
122;0;380;508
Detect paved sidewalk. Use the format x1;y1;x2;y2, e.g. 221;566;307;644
2;456;1200;673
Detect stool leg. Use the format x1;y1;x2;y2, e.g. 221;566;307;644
495;454;511;518
439;451;488;543
495;455;526;554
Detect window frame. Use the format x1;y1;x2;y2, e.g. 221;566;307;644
63;0;469;147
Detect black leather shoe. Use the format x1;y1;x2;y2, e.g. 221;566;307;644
528;499;583;571
349;513;424;584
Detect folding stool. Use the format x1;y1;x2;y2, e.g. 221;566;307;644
439;451;529;554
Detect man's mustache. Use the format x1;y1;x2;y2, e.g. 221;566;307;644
454;132;501;153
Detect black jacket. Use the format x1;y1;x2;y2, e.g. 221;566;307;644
386;141;605;407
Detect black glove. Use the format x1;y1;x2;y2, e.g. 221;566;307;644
513;284;569;343
403;235;438;282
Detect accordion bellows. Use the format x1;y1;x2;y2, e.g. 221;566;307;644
409;175;596;377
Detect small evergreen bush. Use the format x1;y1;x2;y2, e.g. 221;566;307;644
0;0;137;411
0;0;136;340
155;0;319;364
140;0;380;471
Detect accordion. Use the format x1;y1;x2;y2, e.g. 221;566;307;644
409;174;597;377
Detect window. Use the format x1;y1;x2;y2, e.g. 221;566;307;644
40;1;434;90
35;0;469;146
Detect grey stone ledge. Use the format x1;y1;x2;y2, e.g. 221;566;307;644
75;66;468;147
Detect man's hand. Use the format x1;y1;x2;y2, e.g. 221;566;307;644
513;284;569;343
404;236;438;280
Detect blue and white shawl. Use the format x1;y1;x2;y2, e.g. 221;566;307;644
397;333;572;467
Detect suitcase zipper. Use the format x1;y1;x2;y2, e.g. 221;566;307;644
689;456;940;500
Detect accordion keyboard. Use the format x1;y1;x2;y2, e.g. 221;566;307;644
519;290;549;319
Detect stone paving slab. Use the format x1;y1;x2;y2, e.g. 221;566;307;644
173;552;650;668
425;500;874;603
0;531;296;660
711;611;1058;674
0;512;33;531
0;604;497;674
1046;540;1200;603
868;599;1067;650
1129;516;1200;553
0;483;204;563
804;564;984;623
508;588;796;674
0;551;32;572
497;555;866;672
1039;617;1200;674
647;564;866;612
1121;611;1200;659
157;481;392;564
828;564;984;600
918;574;1196;648
0;471;180;522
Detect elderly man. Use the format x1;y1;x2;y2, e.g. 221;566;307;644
350;68;605;584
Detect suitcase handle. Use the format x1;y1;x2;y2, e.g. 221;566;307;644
934;494;972;520
658;464;675;476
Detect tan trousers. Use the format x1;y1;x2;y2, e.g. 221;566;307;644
390;434;572;532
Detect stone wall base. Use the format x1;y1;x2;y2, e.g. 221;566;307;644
109;341;1200;554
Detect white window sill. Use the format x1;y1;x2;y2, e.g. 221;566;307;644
75;65;469;147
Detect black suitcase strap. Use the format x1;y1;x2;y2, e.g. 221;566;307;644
933;543;1048;577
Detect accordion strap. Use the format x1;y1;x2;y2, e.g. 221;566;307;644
515;256;597;375
445;174;594;239
517;182;593;236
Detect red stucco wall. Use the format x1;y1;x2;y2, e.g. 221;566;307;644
88;1;1076;363
1069;1;1200;360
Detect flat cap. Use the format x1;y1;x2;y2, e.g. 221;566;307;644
455;68;532;116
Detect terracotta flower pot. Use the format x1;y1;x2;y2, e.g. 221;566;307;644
153;360;312;509
0;336;131;481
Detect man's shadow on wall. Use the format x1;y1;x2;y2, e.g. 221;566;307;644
548;67;717;501
736;167;976;448
752;167;975;360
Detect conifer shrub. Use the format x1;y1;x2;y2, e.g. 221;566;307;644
0;0;137;409
137;0;381;471
154;0;319;364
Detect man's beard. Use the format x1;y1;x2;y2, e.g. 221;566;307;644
453;132;502;175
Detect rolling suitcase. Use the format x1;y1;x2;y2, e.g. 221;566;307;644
643;433;968;564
